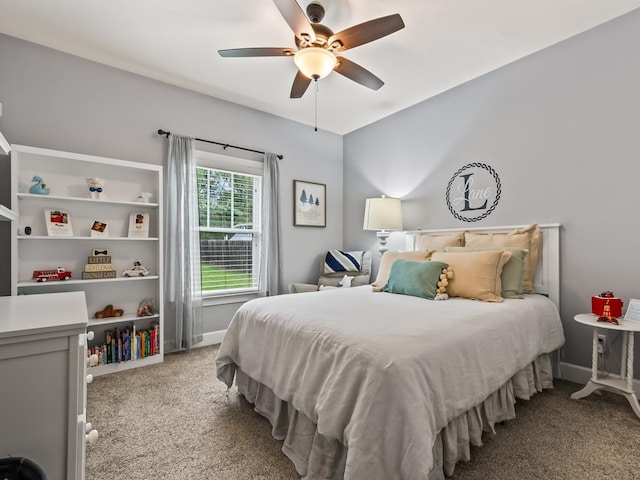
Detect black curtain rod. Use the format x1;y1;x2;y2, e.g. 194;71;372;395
157;129;283;160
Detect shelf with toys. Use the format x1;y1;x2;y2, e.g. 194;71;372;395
17;192;160;208
88;312;160;328
17;275;160;288
18;236;159;241
10;144;163;377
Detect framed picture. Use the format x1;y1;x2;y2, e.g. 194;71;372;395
128;212;149;238
624;299;640;323
44;209;74;236
90;220;109;238
294;180;326;227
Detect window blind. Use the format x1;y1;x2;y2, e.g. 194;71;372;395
196;165;261;294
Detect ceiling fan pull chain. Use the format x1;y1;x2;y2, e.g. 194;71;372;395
314;79;318;132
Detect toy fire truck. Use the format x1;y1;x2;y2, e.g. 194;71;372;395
32;267;72;282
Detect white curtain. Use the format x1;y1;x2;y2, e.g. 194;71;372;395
258;152;281;296
164;134;203;350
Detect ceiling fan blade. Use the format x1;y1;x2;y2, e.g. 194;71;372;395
290;70;312;98
334;56;384;91
273;0;316;44
328;14;404;52
218;47;295;58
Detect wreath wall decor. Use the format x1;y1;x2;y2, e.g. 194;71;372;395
445;163;501;222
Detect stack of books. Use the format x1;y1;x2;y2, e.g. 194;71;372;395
82;251;117;279
88;322;160;366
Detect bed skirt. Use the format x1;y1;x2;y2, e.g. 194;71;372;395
235;353;554;480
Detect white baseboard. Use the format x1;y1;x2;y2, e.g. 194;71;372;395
559;361;640;391
196;329;226;347
163;330;225;354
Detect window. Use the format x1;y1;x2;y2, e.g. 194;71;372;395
196;151;262;297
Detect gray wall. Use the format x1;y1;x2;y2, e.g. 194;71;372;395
2;6;640;374
343;9;640;376
0;33;343;345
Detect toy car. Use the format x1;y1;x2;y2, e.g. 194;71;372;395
94;304;124;319
33;267;71;282
123;264;150;277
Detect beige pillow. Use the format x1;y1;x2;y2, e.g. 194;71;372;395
414;232;464;251
431;250;512;302
373;251;433;288
444;246;528;299
464;224;541;294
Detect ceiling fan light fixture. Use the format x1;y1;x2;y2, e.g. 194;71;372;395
294;47;336;80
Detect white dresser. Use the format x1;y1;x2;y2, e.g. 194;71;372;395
0;291;91;480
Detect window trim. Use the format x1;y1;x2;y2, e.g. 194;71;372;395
202;291;260;306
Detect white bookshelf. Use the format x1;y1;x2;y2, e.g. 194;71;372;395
10;144;164;376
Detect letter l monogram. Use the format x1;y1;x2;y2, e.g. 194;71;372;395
460;173;488;212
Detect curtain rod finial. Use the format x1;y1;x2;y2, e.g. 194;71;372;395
157;129;170;138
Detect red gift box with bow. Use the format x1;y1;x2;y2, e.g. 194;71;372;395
592;291;623;318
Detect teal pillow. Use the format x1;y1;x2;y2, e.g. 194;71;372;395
383;260;449;300
444;246;528;298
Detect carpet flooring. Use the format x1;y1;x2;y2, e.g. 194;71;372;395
86;345;640;479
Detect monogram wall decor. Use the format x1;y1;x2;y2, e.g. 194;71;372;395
445;163;501;222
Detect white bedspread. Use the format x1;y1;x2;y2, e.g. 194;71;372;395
216;286;565;480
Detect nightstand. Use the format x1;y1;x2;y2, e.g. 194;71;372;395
571;313;640;419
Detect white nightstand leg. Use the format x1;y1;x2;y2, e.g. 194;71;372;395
624;394;640;419
620;331;640;419
571;329;603;400
626;331;634;392
571;381;602;400
621;331;628;378
591;328;599;381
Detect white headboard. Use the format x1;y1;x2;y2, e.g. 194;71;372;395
404;224;560;309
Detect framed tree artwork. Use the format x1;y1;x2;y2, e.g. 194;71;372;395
294;180;326;227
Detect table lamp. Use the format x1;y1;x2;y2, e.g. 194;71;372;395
363;195;403;255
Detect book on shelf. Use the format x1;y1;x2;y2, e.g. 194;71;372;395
131;324;137;360
114;327;121;363
105;330;112;364
88;324;160;367
124;329;131;361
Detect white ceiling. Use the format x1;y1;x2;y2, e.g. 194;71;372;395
1;0;639;134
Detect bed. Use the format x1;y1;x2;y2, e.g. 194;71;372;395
216;224;565;479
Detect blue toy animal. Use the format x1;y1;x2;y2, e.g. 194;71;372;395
29;175;50;195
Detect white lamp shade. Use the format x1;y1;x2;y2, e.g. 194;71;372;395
294;47;337;80
363;197;403;231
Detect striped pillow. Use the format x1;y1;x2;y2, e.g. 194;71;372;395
324;250;363;273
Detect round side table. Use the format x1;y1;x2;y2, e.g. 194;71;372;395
571;313;640;419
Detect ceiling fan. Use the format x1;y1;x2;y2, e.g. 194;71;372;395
218;0;405;99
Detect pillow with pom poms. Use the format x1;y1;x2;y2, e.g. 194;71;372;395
435;266;454;300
